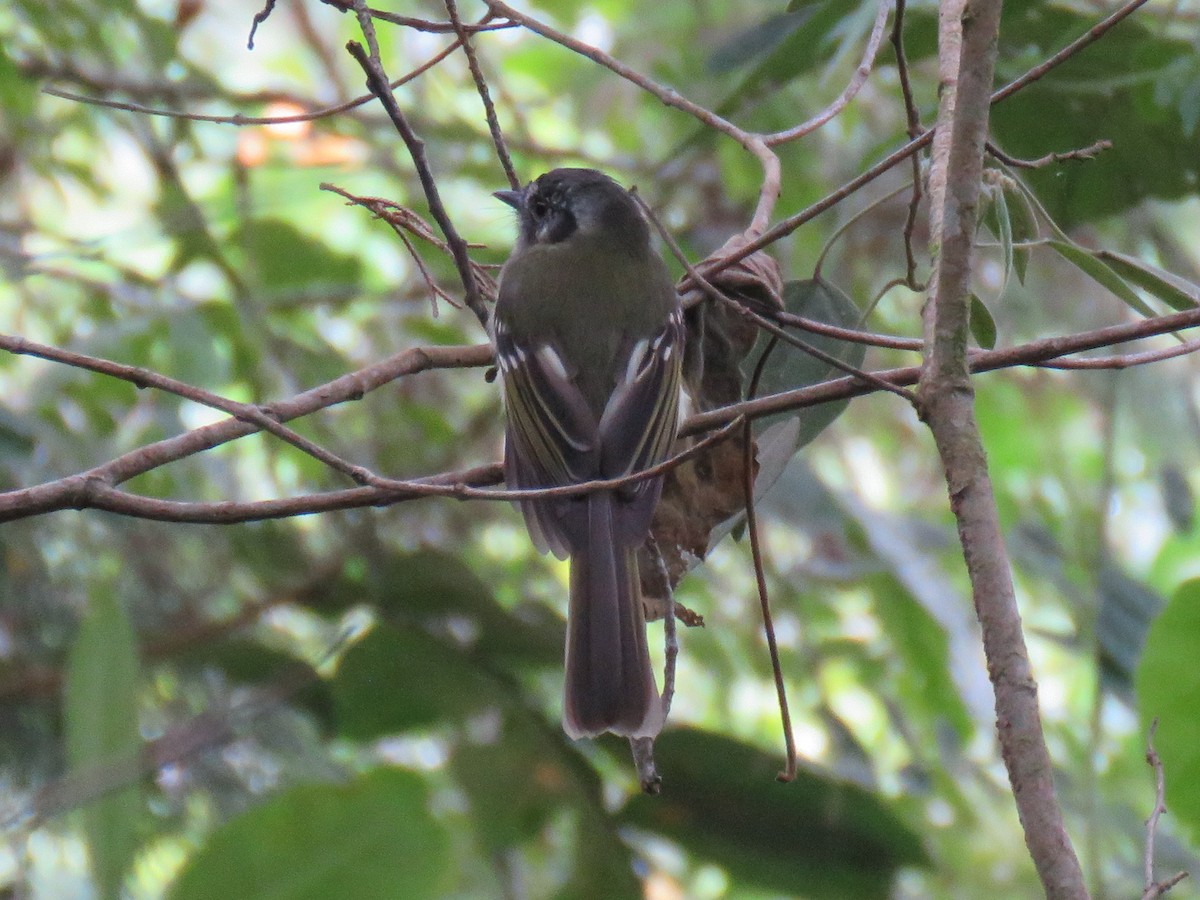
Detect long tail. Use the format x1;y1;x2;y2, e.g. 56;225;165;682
563;493;663;739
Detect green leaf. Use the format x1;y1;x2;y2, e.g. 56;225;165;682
368;549;561;669
0;44;38;121
621;729;928;899
177;640;335;733
1002;180;1039;284
713;1;852;117
450;713;640;898
992;184;1014;291
234;219;363;302
1136;579;1200;836
333;623;504;739
1047;241;1157;318
989;5;1198;225
65;593;142;900
1094;250;1200;312
969;294;997;350
756;279;867;447
170;768;450;900
1098;564;1164;691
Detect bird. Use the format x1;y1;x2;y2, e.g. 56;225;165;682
491;168;684;739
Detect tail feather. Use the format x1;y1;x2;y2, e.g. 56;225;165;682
563;494;662;739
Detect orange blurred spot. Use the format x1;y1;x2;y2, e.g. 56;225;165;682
236;130;269;168
644;871;684;900
292;133;367;168
262;102;311;140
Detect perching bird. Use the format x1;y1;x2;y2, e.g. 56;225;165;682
491;168;684;739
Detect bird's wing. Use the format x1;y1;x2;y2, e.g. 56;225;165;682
494;317;602;558
495;318;600;487
598;305;685;483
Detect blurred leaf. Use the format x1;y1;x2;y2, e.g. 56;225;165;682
170;767;450;900
993;184;1013;290
369;549;561;668
868;573;975;742
234;219;362;302
1099;564;1165;692
0;45;37;121
1136;579;1200;835
707;7;822;75
756;279;866;447
1047;241;1156;318
1160;464;1195;534
332;623;504;739
969;294;997;350
1093;250;1200;312
65;593;142;900
714;1;851;117
177;639;334;733
451;713;641;898
622;729;927;899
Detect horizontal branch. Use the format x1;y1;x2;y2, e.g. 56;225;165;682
3;309;1195;525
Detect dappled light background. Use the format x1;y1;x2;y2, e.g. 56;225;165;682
2;0;1200;898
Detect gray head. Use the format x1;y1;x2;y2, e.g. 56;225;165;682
495;168;651;252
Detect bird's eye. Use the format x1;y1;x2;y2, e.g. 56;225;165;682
529;197;550;218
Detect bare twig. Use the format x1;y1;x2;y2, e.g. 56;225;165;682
987;138;1112;169
345;0;489;326
43;34;468;127
712;0;1154;276
892;0;929;292
1040;338;1200;369
481;0;781;235
4;309;1200;525
743;337;797;782
444;0;520;189
764;0;893;145
1142;719;1190;899
0;335;381;486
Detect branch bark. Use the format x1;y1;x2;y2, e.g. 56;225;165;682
918;1;1089;897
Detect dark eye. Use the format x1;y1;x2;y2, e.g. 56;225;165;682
529;196;550;218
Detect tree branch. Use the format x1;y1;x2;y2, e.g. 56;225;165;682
917;1;1088;896
3;309;1196;525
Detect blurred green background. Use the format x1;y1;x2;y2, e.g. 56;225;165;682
2;0;1200;897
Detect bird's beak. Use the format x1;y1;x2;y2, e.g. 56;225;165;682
493;189;522;210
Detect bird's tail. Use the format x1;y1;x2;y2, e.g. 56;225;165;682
563;493;663;739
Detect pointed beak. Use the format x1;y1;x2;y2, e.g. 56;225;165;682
493;189;522;210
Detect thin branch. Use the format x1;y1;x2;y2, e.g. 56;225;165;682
891;0;926;289
3;310;1199;525
0;341;495;521
764;0;893;145
42;34;468;127
743;336;797;782
481;0;781;235
711;0;1154;276
1142;719;1190;899
777;310;924;352
987;138;1112;170
0;334;382;486
318;0;514;33
444;0;520;190
345;1;489;326
1040;338;1200;369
